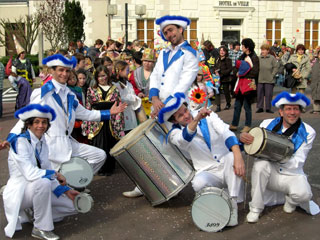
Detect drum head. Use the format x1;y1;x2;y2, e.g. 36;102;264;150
192;189;231;232
60;157;93;188
74;193;93;213
110;119;155;156
244;127;265;155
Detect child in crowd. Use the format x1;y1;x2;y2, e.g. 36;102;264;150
39;65;52;86
112;60;141;133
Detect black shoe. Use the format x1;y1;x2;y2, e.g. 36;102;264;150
215;106;221;112
266;109;274;113
256;108;263;113
224;104;231;110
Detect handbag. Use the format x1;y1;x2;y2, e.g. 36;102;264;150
292;69;302;79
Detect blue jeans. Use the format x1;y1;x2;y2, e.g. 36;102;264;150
231;94;252;127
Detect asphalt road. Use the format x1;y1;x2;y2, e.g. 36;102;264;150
0;86;319;240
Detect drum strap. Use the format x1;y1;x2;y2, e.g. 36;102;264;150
272;117;301;137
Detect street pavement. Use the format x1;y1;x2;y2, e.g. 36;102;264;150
0;86;319;240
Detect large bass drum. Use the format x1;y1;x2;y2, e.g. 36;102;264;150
244;127;294;162
191;187;232;232
110;119;195;206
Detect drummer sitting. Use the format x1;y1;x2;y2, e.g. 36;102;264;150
159;93;245;227
240;91;320;223
3;104;79;240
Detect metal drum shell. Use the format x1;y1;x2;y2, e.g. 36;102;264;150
244;127;294;163
191;187;232;232
74;192;94;213
110;119;195;206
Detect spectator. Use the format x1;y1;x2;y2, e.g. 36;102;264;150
229;38;259;133
76;40;89;56
88;39;104;62
103;39;119;60
213;45;233;112
132;39;142;52
68;41;77;56
287;44;311;95
256;43;278;113
11;50;36;87
229;41;243;96
0;61;4;117
129;48;156;98
202;40;219;69
73;53;86;71
310;50;320;114
123;41;134;56
270;41;281;56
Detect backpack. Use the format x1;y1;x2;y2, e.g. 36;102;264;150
5;56;12;76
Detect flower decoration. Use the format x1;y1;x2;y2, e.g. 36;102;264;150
190;87;207;104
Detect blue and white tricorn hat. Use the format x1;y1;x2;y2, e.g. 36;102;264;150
156;15;190;41
14;104;57;122
42;54;77;69
272;91;310;108
158;92;186;124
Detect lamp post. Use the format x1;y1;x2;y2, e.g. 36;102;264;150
125;3;128;46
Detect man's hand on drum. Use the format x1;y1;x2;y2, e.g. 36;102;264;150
239;132;254;145
151;96;164;119
65;189;80;201
110;101;128;115
0;140;10;150
56;172;67;186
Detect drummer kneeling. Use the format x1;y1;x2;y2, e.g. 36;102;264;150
240;92;320;223
159;93;245;227
3;104;79;240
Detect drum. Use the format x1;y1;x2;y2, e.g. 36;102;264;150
191;187;232;232
141;97;152;117
74;192;94;213
244;127;294;162
110;119;195;206
59;157;93;188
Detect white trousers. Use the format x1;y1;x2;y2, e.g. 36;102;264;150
191;152;243;200
249;160;312;213
70;138;106;174
20;178;77;231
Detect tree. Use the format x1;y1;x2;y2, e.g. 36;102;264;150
63;0;86;43
0;14;43;54
37;0;68;51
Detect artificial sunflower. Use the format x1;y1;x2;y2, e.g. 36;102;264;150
190;87;207;104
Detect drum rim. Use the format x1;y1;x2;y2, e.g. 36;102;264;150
74;193;94;213
110;119;157;156
191;187;231;232
244;127;266;156
59;157;94;188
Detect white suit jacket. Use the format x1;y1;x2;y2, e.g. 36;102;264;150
149;41;199;102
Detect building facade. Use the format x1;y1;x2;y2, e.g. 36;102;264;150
1;0;320;56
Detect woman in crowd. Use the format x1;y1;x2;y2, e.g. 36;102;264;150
82;65;125;176
12;50;36;87
129;48;156;98
310;50;320;114
256;44;278;113
213;45;232;112
287;44;311;94
229;38;259;133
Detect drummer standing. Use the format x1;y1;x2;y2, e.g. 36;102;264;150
1;54;127;174
3;104;78;239
149;15;199;117
240;91;320;223
159;92;245;227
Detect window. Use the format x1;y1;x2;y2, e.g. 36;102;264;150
266;20;281;46
183;19;197;43
305;20;319;49
137;19;155;48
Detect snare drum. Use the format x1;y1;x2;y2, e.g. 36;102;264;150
192;187;231;232
244;127;294;162
110;119;195;206
74;192;94;213
59;157;93;188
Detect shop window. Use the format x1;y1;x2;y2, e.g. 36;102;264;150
305;20;319;49
137;19;155;48
183;19;198;44
266;20;281;46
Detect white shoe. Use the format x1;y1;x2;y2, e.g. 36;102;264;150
122;187;143;198
283;200;296;213
246;211;260;223
227;198;238;226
